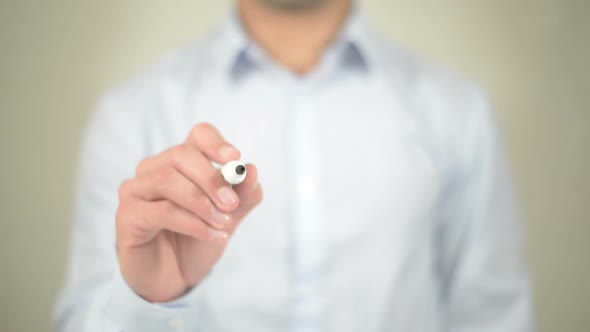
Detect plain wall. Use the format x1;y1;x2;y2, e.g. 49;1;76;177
0;1;588;331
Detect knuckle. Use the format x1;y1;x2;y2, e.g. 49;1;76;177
118;179;133;198
135;157;151;175
115;202;136;230
192;122;214;135
115;205;127;225
169;145;187;167
115;201;151;245
189;123;212;141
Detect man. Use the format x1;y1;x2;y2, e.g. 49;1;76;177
54;0;533;331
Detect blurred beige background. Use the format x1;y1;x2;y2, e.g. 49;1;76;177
1;1;588;331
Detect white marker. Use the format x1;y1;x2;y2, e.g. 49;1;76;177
220;160;247;185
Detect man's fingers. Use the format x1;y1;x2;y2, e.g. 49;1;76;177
135;145;241;212
185;123;240;164
143;200;228;242
128;167;234;230
117;164;262;247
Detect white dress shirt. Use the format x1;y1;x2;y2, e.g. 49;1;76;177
54;7;533;332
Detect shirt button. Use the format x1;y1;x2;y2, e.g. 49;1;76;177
167;317;184;330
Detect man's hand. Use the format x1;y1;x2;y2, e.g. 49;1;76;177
115;123;263;303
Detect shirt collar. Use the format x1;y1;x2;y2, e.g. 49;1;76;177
216;4;375;80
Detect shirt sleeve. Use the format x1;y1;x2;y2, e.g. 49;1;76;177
436;92;534;331
53;95;203;332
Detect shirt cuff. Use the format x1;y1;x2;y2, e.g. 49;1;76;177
102;268;204;332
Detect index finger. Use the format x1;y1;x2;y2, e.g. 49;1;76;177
185;123;241;164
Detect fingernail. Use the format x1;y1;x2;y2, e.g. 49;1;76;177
252;181;260;192
219;145;239;161
209;229;229;240
212;207;232;225
217;186;238;206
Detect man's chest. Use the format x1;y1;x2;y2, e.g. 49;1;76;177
150;79;442;329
